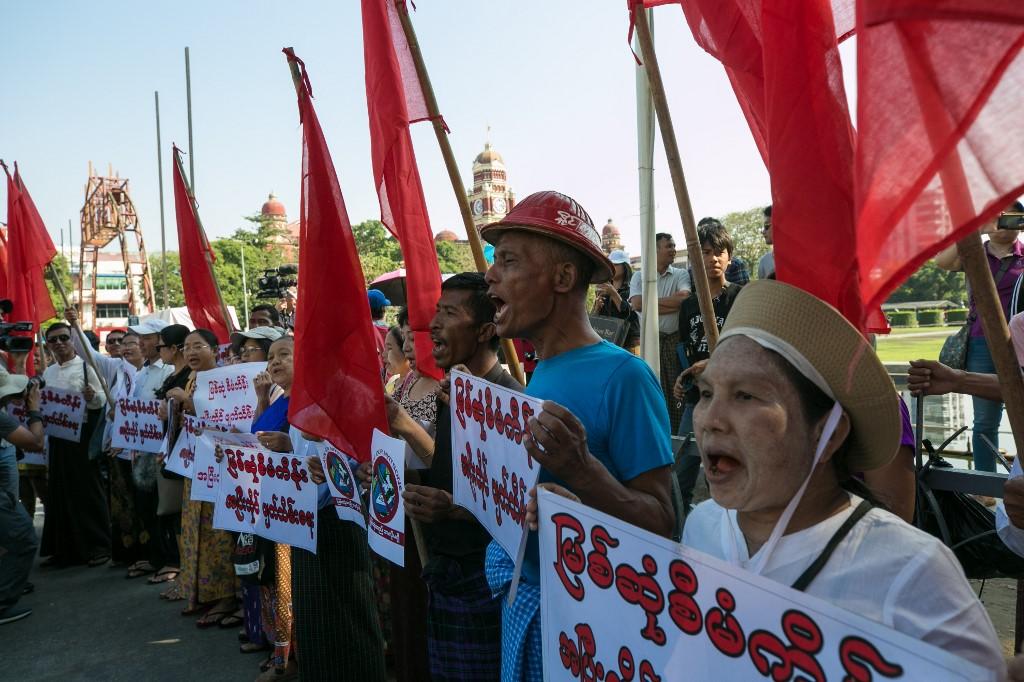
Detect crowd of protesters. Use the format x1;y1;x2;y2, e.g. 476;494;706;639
3;191;1024;680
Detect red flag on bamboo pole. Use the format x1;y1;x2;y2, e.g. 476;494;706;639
283;48;387;463
361;0;443;380
0;228;10;301
3;162;57;325
855;1;1024;316
171;146;232;343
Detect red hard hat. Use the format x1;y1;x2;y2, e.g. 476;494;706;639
480;191;614;283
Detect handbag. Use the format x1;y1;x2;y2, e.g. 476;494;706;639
938;255;1017;370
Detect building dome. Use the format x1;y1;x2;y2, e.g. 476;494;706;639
602;219;620;236
474;142;504;166
261;192;286;217
434;230;458;243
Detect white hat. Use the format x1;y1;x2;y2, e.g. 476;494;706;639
608;249;630;265
231;326;286;349
0;368;29;401
128;319;169;335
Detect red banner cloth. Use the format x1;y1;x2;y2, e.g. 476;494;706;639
0;229;9;301
361;0;443;380
283;48;388;463
4;164;56;326
856;1;1024;315
171;147;232;343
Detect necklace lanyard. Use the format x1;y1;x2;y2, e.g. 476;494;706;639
727;402;843;575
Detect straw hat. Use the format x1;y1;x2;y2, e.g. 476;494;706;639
480;191;614;283
719;280;900;472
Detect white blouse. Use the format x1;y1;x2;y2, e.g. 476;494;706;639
683;495;1004;676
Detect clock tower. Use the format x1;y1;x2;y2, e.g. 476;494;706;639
466;142;515;231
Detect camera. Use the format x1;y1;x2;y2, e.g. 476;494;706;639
28;375;45;390
997;212;1024;230
0;322;35;353
257;264;298;300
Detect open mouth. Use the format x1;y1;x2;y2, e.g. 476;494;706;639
430;334;446;355
490;294;508;324
705;452;741;477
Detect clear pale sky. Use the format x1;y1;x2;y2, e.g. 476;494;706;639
2;1;799;262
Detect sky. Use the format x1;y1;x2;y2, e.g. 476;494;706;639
1;1;822;262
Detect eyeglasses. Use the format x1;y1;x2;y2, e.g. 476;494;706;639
240;347;262;356
183;343;214;353
47;334;71;344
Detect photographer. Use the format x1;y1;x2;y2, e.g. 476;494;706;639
0;370;45;625
934;202;1024;472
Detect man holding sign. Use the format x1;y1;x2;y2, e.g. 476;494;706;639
480;192;675;681
386;272;520;680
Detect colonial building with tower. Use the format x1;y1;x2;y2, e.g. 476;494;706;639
466;142;515;231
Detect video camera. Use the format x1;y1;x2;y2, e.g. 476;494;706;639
997;212;1024;230
0;322;35;353
257;264;298;300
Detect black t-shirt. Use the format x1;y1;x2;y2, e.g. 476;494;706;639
420;361;523;563
678;282;744;404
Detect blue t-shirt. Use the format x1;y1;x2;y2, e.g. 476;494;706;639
521;340;673;584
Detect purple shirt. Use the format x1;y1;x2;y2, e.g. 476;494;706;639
899;397;914;450
970;240;1024;337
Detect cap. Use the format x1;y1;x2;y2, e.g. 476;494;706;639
0;368;28;401
608;250;630;265
480;191;614;283
159;324;190;349
231;326;286;350
368;289;391;308
128;318;169;336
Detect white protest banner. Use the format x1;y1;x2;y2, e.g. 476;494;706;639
6;404;46;465
317;441;365;529
111;398;165;453
190;428;259;503
537;490;991;682
450;368;541;561
191;362;264;432
38;386;87;442
367;428;405;566
212;444;317;552
164;415;205;478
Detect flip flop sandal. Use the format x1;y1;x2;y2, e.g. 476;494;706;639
87;555;110;568
196;606;236;628
126;565;155;579
160;585;184;601
148;569;179;585
218;610;244;629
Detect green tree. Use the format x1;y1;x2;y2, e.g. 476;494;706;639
719;206;771;271
148;252;185;309
352;219;402;285
435;240;477;274
40;254;73;326
887;261;967;305
211;233;287;316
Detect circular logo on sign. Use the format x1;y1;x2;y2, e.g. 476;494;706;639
370;456;399;523
325;451;354;499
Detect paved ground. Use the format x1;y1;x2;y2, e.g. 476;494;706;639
7;512;256;682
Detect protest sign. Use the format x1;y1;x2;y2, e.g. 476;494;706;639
34;386;88;442
188;426;242;503
111;398;165;453
316;441;365;528
450;368;542;561
191;363;264;432
367;429;405;566
164;415;206;478
212;444;317;552
6;403;46;465
537;490;991;682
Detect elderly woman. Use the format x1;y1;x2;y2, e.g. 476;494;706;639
682;280;1002;675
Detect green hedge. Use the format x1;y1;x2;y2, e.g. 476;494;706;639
916;309;945;326
944;308;969;324
887;311;917;327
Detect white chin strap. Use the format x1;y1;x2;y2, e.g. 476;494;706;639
742;401;843;575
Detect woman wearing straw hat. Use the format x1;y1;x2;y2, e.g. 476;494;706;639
682;280;1002;675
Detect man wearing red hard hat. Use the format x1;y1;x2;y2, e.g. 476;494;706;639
481;190;675;681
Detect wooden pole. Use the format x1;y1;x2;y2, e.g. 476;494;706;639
392;3;525;386
173;149;234;335
956;232;1024;455
45;263;114;409
632;5;719;352
155;91;168;309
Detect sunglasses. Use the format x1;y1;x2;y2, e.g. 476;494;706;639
47;334;71;344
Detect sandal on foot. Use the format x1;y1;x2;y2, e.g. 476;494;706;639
87;555;110;568
148;568;179;585
160;586;184;601
196;604;236;628
126;563;155;579
218;609;244;629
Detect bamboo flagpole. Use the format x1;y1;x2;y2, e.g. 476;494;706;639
631;4;719;352
635;7;660;374
393;1;525;387
173;148;234;335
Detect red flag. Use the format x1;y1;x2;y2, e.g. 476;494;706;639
361;0;443;380
3;163;56;326
171;147;232;343
283;48;388;463
0;228;9;301
855;1;1024;315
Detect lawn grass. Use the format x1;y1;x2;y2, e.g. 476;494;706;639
875;335;949;363
887;324;959;336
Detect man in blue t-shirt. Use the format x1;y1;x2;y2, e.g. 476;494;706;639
480;190;674;682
